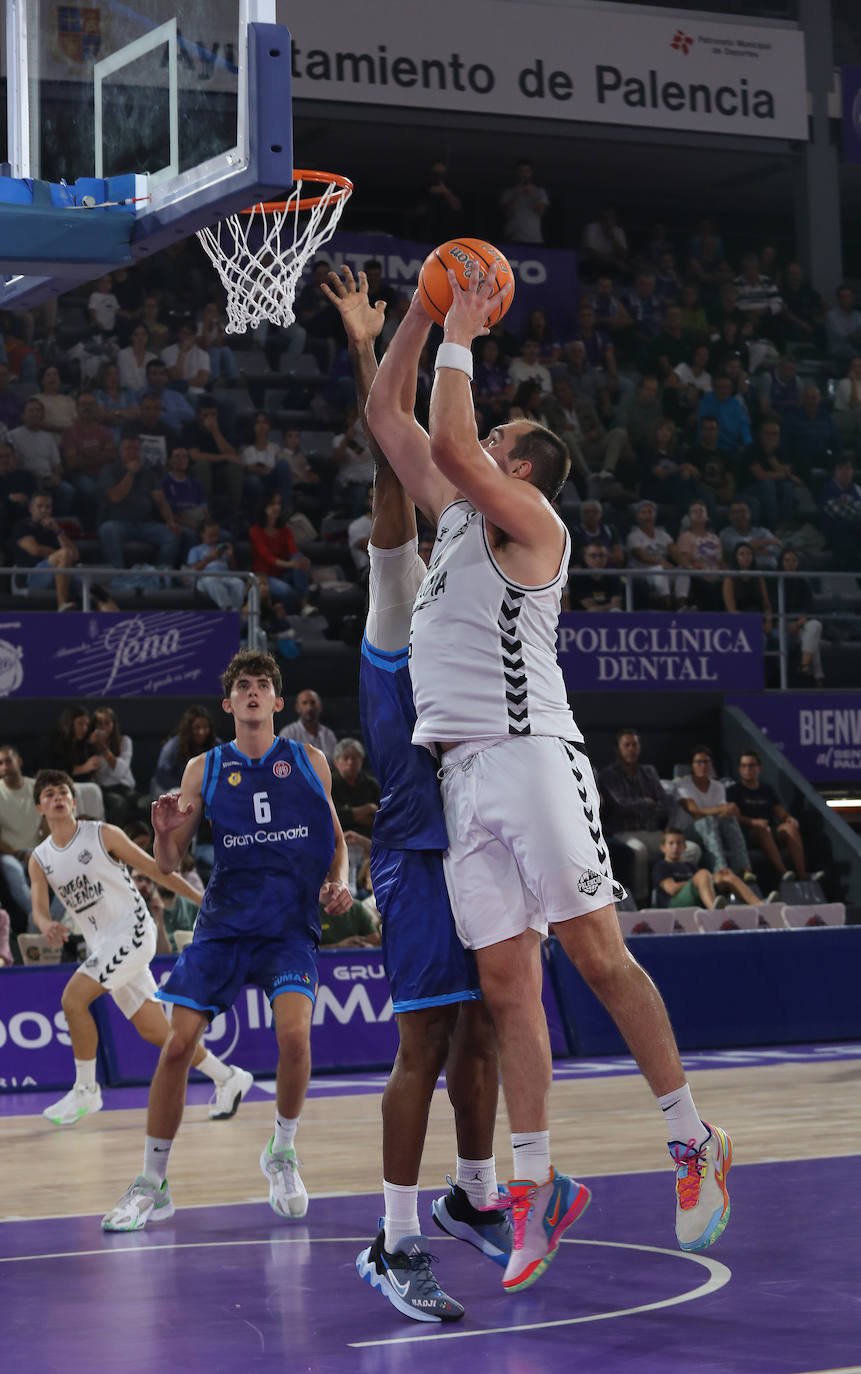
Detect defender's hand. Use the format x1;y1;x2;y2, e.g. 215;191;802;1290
322;266;387;344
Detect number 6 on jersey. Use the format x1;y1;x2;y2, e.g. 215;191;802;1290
253;791;271;824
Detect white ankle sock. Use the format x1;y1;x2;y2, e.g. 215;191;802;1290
659;1083;708;1148
197;1052;231;1086
510;1130;551;1184
74;1058;97;1089
455;1155;498;1208
273;1113;299;1152
383;1180;420;1251
143;1135;172;1184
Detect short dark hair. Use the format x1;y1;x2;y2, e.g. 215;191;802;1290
509;423;570;501
145;358;165;372
220;649;282;698
739;749;761;765
690;745;713;763
33;769;76;806
615;727;639;745
663;827;685;839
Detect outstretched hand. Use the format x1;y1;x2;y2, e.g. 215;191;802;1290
322;265;387;344
151;792;195;835
442;262;512;343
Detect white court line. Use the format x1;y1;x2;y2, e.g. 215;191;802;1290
349;1239;731;1347
0;1236;371;1264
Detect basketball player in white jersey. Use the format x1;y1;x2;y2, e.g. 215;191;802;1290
365;272;732;1293
30;770;252;1126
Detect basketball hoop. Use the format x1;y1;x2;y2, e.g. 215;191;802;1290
196;170;353;334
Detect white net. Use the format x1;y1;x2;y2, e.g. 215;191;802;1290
196;172;352;334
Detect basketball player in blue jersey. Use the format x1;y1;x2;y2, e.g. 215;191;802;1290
365;274;732;1294
321;267;510;1323
102;649;352;1232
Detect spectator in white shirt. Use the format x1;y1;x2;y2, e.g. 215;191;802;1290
499;160;549;244
834;355;861;455
506;339;552;397
581;207;631;278
117;324;157;392
162;323;211;394
278;688;338;763
8;399;74;514
241;411;294;511
825;287;861;368
88;273;120;334
626;499;682;609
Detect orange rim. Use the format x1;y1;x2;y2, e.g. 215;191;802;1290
242;170;353;215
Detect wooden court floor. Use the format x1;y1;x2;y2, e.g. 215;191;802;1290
3;1058;858;1221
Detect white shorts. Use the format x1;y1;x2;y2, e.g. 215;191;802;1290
80;911;159;1020
440;736;625;951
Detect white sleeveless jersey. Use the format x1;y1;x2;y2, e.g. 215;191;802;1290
33;820;150;943
409;500;581;745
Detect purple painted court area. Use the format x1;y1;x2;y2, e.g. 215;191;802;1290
2;1161;858;1374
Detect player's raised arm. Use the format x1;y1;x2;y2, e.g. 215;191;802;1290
151;753;206;875
430;265;565;555
304;745;352;916
101;825;203;905
365;291;458;526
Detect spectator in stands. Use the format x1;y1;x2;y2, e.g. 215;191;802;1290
580;206;631;278
110;266;144;344
647;305;691;380
676;747;755;881
506;338;552;396
508;380;547;426
567;303;620;410
184;397;242;519
779;547;825;685
197;301;238;385
672;343;712;416
727;749;813;887
653;829;757;911
825;285;861;367
163;321;210;395
132;870;196;954
61;392;116;511
88;273;120;335
319;893;380;948
0;441;36;542
654;249;682;306
588;275;633;335
87;706;144;825
722;543;773;633
160;446;207;539
709;282;748;339
697;375;751;455
569;498;624;568
619;374;664;451
719;500;782;570
151;705;220;798
733;253;784;338
785;384;841;476
833;356;861;457
550;391;630;501
473;337;510;427
140;294;171;353
363;260;398;314
92;361;139;438
782;263;822;343
296;259;342;364
500;159;549;244
638;417;711;517
280;427;325;520
678;282;709;337
414;159;463;243
248;491;313;614
0;743;46;939
755;355;803;423
241;411;294;513
598;729;698;906
674;500;724;610
117;323;157;392
12;491;80;609
130;390;175;473
738;419;799;531
333;405;375;516
187;517;246;611
34;364;77;433
331;737;380;839
98;435;182;570
278;688;338;763
625;499;681;610
140;359;195;432
522;308;561;363
9;398;74;514
818;456;861;571
624;270;664;360
568;542;624;611
0;361;23;430
686;223;729;305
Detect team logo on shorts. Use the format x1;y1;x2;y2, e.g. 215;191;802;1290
577;869;602;896
273;760;291;778
227;771;242;786
79;849;92;865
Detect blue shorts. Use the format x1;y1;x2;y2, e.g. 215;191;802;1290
157;928;318;1019
371;845;480;1014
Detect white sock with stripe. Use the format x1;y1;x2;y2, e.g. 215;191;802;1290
455;1155;498;1208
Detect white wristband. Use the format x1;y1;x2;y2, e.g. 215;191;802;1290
434;342;474;379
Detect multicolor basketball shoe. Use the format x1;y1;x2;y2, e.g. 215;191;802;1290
356;1229;465;1323
431;1178;513;1266
670;1123;733;1251
491;1167;591;1293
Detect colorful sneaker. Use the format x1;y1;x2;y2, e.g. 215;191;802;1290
208;1065;254;1120
101;1175;175;1231
356;1228;464;1323
670;1123;732;1252
495;1167;591;1293
259;1137;309;1218
431;1178;512;1267
42;1083;102;1126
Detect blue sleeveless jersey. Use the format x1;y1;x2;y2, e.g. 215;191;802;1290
196;738;334;940
360;635;448;851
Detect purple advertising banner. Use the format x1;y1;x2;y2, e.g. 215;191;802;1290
0;965;102;1091
0;611;239;698
558;612;764;691
727;692;861;782
308;230;578;336
842;66;861;165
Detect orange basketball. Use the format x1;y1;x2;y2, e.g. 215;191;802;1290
418;238;515;328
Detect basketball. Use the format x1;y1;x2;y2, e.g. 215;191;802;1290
418;237;515;327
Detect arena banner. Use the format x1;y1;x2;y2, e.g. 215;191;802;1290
558;612;764;691
0;611;239;698
280;0;808;141
728;693;861;782
0;966;113;1091
313;230;578;337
